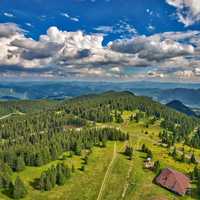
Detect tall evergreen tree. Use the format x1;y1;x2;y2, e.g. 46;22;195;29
154;160;161;174
15;157;25;172
191;153;197;164
12;176;27;199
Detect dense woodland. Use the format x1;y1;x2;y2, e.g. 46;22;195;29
0;103;128;197
0;100;58;117
61;91;199;145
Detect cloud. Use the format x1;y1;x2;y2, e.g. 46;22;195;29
148;71;165;78
146;9;154;16
147;24;155;32
25;23;33;27
94;20;137;38
3;12;14;18
110;67;121;73
94;26;114;33
166;0;200;26
175;70;194;78
0;23;23;38
0;23;200;81
61;12;79;22
109;34;194;61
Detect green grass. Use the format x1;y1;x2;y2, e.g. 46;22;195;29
99;142;129;200
101;111;198;200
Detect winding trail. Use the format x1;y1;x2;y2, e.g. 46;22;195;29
121;163;133;199
96;142;117;200
0;112;25;120
121;136;141;199
0;113;13;120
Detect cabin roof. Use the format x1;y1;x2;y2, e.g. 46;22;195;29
155;168;190;196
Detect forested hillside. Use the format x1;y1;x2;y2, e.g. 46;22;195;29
62;91;198;143
166;100;197;117
0;100;59;117
0;91;200;200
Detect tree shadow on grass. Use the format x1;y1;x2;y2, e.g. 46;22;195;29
139;155;146;159
29;178;40;190
118;151;133;160
1;189;12;199
190;187;199;199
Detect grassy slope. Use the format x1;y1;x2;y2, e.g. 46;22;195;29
0;110;198;200
99;111;197;200
121;111;197;200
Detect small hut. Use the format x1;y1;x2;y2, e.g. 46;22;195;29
144;157;154;169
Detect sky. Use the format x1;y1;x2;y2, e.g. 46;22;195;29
0;0;200;82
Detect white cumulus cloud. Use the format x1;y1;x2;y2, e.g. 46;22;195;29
166;0;200;26
0;23;200;81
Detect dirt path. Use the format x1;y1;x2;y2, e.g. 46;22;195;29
0;112;25;120
0;113;13;120
96;142;117;200
121;137;139;199
121;162;133;199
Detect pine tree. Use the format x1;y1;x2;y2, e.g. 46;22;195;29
74;142;82;156
84;156;88;165
0;172;12;190
115;112;124;123
181;151;186;163
45;175;52;191
125;145;133;160
197;176;200;195
12;176;27;199
72;164;75;173
141;144;146;152
191;153;197;164
49;168;56;188
80;165;85;171
35;153;43;166
129;115;134;121
50;146;58;160
38;172;46;191
56;165;66;186
15;157;25;172
56;171;65;186
154;160;161;174
192;165;199;180
147;150;153;159
172;147;177;159
101;138;107;147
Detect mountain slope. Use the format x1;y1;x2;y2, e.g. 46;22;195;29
166;100;197;117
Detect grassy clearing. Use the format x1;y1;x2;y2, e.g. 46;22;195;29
101;111;198;200
99;142;129;200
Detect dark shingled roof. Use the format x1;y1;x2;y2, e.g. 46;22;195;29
155;168;191;196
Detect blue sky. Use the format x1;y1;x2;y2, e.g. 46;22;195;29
0;0;200;82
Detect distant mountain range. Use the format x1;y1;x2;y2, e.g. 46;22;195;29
131;88;200;107
166;100;197;117
0;81;200;108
